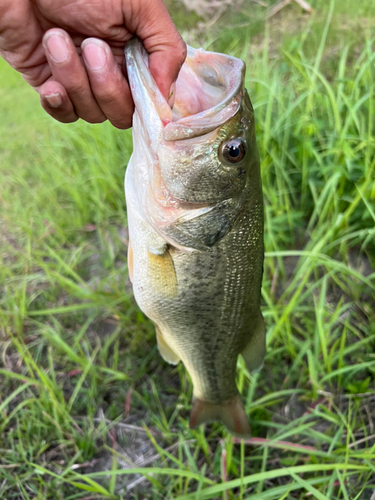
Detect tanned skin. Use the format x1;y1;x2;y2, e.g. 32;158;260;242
0;0;186;128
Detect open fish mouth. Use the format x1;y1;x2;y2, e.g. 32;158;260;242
124;38;253;252
125;37;246;141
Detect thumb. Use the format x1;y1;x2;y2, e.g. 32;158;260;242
127;0;186;102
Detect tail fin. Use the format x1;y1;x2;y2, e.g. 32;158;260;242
189;395;251;438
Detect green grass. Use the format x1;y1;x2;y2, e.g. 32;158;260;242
1;0;375;498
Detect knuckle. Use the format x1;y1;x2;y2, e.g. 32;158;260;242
177;39;187;63
85;115;106;124
67;84;89;98
41;99;78;123
48;110;78;124
93;82;126;105
60;115;79;124
168;36;187;65
110;117;132;130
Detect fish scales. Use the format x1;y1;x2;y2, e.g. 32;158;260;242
125;38;266;437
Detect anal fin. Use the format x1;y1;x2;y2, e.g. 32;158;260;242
189;395;251;438
156;326;180;365
241;315;266;373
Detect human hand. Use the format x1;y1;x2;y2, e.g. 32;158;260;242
0;0;186;128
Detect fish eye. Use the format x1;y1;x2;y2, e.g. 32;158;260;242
220;139;246;164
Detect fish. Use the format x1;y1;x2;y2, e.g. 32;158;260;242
124;38;266;437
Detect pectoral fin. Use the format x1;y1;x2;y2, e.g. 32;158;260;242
155;326;180;365
147;246;178;298
189;395;251;438
241;315;266;373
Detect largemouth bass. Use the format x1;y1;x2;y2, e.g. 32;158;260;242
125;38;265;437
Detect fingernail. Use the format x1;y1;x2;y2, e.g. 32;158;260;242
45;93;62;108
83;40;106;70
168;82;176;108
45;33;69;63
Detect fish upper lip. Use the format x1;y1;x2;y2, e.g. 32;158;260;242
125;37;246;141
163;94;243;141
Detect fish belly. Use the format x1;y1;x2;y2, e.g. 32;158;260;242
125;158;264;406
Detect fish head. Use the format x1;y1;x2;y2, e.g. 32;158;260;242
125;38;259;250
